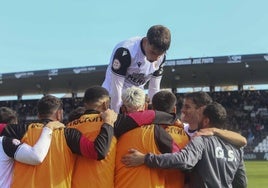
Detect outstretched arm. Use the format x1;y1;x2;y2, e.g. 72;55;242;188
4;121;64;165
66;109;117;160
195;128;247;147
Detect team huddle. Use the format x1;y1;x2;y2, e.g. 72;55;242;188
0;25;247;188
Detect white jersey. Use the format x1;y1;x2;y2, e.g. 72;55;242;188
0;127;53;188
102;37;166;113
183;123;197;138
0;136;14;188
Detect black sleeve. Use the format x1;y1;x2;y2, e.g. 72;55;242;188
152;55;165;76
111;47;131;76
64;128;82;155
2;136;22;158
154;125;173;153
94;124;114;160
1;123;29;140
153;111;177;125
65;124;114;160
114;114;140;138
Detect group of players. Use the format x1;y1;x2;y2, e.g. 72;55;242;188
0;25;247;187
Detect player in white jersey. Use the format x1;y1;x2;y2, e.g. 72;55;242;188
102;25;171;113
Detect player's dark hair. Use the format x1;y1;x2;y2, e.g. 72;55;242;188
83;86;109;104
0;107;18;124
152;90;176;113
184;91;212;108
203;102;227;129
147;25;171;53
37;95;63;117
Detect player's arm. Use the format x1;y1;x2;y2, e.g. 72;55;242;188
148;55;165;101
122;136;204;170
232;149;248;188
3;121;64;165
114;110;177;138
196;128;247;147
66;109;116;160
110;47;131;113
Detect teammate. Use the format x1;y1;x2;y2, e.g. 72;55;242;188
66;86;117;188
1;95;117;188
151;90;190;188
181;91;247;146
0;107;63;188
122;102;248;188
115;87;188;188
102;25;171;113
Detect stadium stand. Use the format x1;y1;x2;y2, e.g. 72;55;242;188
1;53;268;160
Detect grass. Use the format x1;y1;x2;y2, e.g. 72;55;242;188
245;161;268;188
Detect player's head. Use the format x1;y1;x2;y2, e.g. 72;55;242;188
121;86;146;113
199;102;227;129
83;86;110;112
144;25;171;62
37;95;63;121
0;107;18;124
181;91;212;126
152;90;177;113
68;106;86;122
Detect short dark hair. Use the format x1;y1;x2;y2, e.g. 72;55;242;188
37;95;62;117
203;102;227;129
152;90;176;113
68;106;86;122
83;86;109;104
184;91;212;108
0;107;17;124
147;25;171;53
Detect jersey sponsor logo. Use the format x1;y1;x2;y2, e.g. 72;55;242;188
215;146;236;162
126;73;150;85
165;126;187;136
112;59;121;70
68;116;102;127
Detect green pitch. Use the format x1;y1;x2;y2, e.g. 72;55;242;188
245;161;268;188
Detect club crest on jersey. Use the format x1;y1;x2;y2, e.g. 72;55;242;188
112;59;121;70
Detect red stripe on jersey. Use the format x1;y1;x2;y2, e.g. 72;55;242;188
172;141;181;152
128;110;155;126
0;123;7;134
79;135;98;160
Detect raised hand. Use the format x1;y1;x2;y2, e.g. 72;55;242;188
101;109;118;127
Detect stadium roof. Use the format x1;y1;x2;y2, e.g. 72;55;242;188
1;53;268;97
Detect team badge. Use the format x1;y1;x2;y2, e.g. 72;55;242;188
112;59;121;70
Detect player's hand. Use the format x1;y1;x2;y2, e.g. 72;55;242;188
45;121;65;130
121;148;145;167
101;109;118;127
174;119;184;128
194;128;215;137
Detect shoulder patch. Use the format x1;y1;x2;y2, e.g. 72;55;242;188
112;59;121;70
